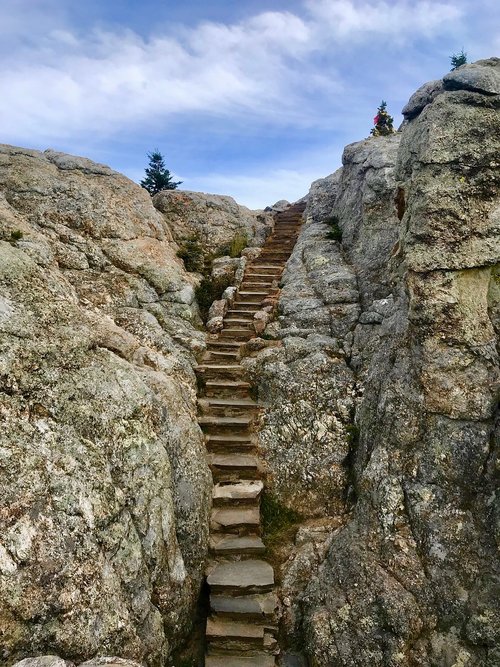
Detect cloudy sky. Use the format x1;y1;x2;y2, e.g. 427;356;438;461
1;0;498;207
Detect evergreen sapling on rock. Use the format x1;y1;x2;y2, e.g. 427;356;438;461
140;149;182;195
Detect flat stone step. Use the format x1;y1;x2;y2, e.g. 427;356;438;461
198;364;244;375
211;507;260;531
213;480;263;503
207;617;264;641
231;302;262;308
227;309;260;316
219;329;255;340
207;350;240;360
210;534;265;555
224;318;255;326
200;416;253;429
205;657;275;667
238;285;276;294
209;454;261;480
206;398;257;408
207;559;274;594
210;592;278;619
207;441;254;454
207;340;242;348
204;380;251;398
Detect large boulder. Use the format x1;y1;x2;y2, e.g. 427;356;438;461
0;146;211;665
152;189;273;263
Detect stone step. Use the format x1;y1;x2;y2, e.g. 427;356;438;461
210;507;260;533
247;263;282;269
213;480;263;504
200;416;253;434
206;434;254;453
205;656;275;667
209;453;262;481
210;592;278;620
219;328;255;340
206;350;240;362
227;309;260;316
203;399;259;418
237;292;269;303
197;364;245;379
207;559;274;595
241;273;282;280
205;397;257;408
206;618;265;651
240;280;277;287
204;380;251;398
207;340;242;348
224;318;255;327
231;302;263;309
210;534;265;555
238;285;276;294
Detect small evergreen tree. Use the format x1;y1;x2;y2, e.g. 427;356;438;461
140;149;182;195
370;100;395;137
450;49;467;70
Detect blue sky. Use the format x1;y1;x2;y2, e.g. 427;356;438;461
0;1;499;208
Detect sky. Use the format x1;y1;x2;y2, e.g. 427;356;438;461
0;1;499;208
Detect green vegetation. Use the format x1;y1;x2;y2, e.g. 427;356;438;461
9;230;23;242
261;492;302;546
176;235;204;273
216;231;249;259
140;149;182;195
370;100;395;137
450;49;467;70
228;232;248;258
195;275;232;322
324;215;342;242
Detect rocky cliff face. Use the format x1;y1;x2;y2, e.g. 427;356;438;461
0;147;212;665
246;58;500;666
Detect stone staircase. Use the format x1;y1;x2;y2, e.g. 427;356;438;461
196;202;305;666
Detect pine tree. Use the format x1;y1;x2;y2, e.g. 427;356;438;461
370;100;395;137
140;150;182;195
450;49;467;70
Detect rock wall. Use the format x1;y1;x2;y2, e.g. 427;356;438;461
247;59;500;665
0;146;211;666
153;190;273;262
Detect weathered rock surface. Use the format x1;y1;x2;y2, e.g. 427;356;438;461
0;145;211;665
248;59;500;666
153;190;273;261
11;658;144;667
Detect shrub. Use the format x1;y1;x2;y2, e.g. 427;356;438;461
229;232;248;258
261;492;302;546
9;230;23;242
450;49;467;70
324;215;342;242
195;275;232;322
177;235;204;273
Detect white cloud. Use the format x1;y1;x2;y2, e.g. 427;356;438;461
0;0;467;144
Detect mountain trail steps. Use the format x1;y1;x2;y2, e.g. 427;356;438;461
196;202;306;665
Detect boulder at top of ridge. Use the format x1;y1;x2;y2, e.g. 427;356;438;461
153;189;273;261
443;57;500;95
402;79;444;119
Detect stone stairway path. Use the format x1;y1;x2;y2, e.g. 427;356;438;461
196;202;305;666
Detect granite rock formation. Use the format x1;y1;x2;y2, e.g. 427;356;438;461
0;146;211;666
246;58;500;666
153;190;273;263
